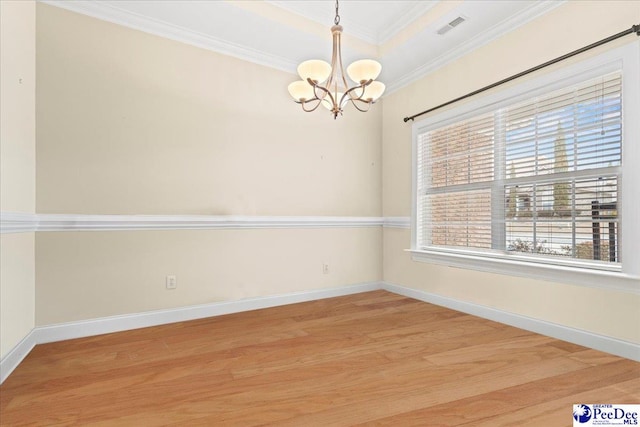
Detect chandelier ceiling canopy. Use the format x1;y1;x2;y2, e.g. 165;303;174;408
287;0;385;119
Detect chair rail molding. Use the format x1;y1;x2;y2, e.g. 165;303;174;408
382;216;410;229
1;213;403;233
0;212;39;233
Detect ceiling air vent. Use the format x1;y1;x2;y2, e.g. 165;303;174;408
437;16;466;35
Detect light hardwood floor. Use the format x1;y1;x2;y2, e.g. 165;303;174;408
1;290;638;426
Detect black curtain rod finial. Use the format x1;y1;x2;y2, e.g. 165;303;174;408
634;24;640;35
403;117;413;122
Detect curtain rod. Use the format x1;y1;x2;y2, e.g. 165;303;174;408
403;24;640;123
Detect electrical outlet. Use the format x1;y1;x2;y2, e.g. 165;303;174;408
322;263;329;274
166;275;177;289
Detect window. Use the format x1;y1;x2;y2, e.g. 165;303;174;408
411;42;640;291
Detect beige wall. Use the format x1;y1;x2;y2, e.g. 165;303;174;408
8;0;636;353
36;228;381;325
36;4;381;216
34;4;382;325
1;0;35;214
0;0;36;358
0;234;35;358
382;0;640;344
384;229;639;343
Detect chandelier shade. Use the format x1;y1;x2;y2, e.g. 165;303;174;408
359;81;386;102
346;60;382;84
287;0;385;119
287;81;315;102
297;60;332;84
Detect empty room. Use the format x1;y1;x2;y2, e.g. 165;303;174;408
1;0;639;425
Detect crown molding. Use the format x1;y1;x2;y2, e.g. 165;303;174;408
39;0;298;74
378;1;439;45
385;0;566;95
41;0;564;95
266;0;377;45
267;1;438;46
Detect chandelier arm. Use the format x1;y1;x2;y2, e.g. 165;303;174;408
323;87;338;109
344;79;373;102
348;98;373;113
309;79;330;102
301;99;323;112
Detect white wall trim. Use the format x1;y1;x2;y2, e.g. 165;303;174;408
383;216;410;229
33;282;382;344
1;282;381;384
0;213;413;233
0;212;38;233
267;0;437;46
0;330;37;385
266;0;374;45
0;213;383;233
35;214;384;231
3;281;638;384
377;1;440;45
408;42;640;295
386;0;565;94
39;0;564;96
39;0;298;74
382;282;640;362
410;249;640;295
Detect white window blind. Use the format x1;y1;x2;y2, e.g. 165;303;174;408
416;71;622;270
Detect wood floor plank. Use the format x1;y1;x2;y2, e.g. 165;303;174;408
468;378;640;427
266;351;591;426
1;290;638;426
353;359;639;426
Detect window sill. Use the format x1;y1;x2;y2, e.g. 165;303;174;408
408;248;639;294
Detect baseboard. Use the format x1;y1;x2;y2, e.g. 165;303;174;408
0;282;382;385
3;280;638;385
32;282;383;345
0;330;37;384
382;282;640;362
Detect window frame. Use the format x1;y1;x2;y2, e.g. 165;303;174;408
410;41;640;293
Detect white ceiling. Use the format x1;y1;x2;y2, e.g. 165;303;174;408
43;0;564;94
267;1;442;45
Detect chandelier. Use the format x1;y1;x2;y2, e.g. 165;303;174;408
287;0;385;119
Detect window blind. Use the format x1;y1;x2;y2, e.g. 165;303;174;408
416;71;622;267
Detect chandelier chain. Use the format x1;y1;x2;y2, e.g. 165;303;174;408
334;0;340;25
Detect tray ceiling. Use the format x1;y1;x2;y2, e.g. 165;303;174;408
42;0;564;94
